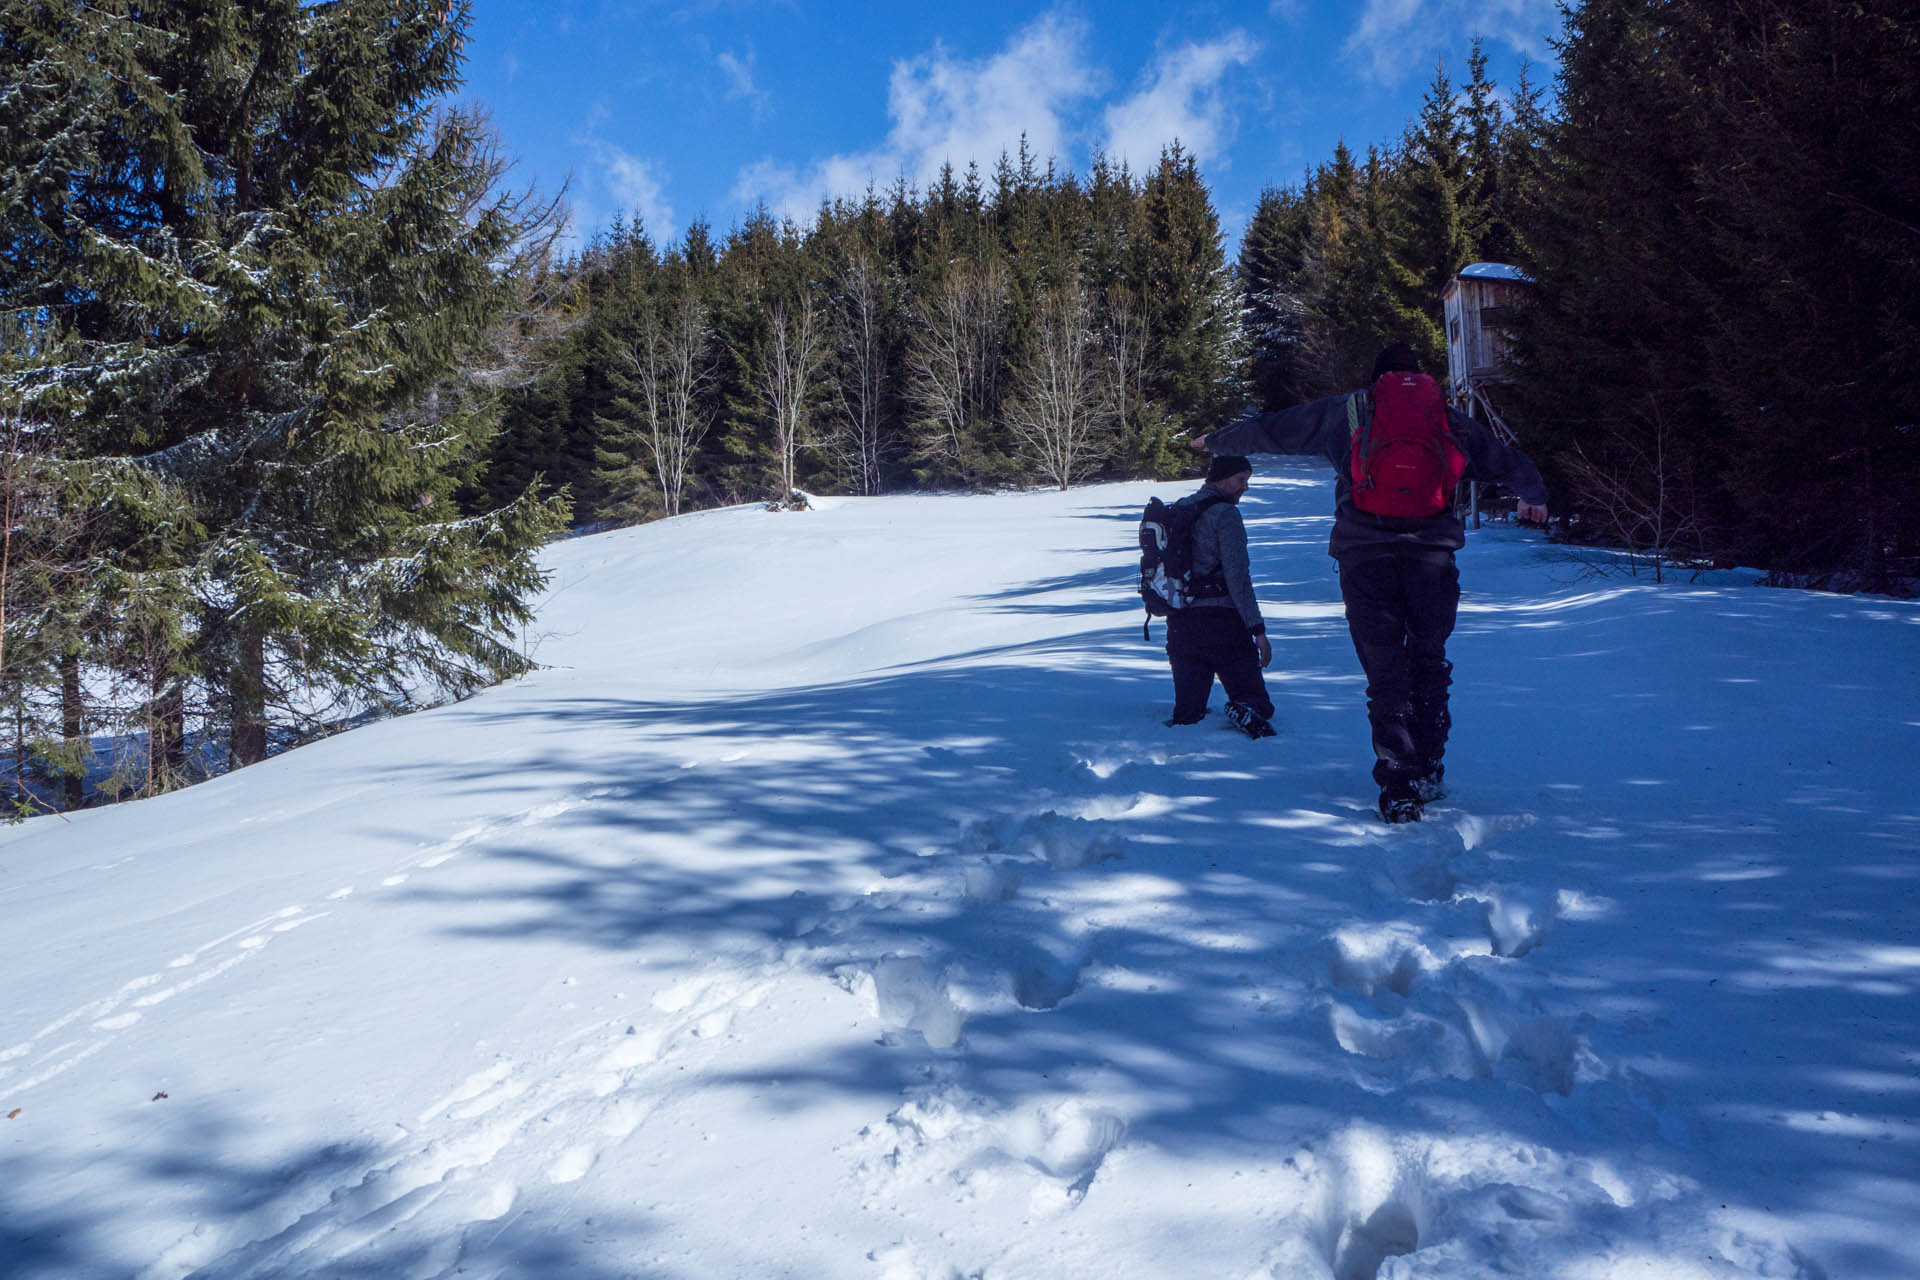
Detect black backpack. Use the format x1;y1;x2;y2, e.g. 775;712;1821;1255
1138;494;1226;636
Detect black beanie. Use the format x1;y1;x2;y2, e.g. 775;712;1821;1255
1371;342;1421;381
1206;454;1253;483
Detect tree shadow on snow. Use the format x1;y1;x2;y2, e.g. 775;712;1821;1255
352;475;1920;1278
0;1107;660;1279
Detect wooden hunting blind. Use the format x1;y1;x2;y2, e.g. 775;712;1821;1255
1441;262;1535;523
1442;262;1533;394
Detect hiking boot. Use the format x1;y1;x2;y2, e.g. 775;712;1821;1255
1414;765;1446;804
1225;701;1276;739
1379;785;1423;824
1164;711;1207;726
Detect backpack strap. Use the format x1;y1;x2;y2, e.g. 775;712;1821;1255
1347;390;1373;496
1143;491;1231;642
1184;492;1232;598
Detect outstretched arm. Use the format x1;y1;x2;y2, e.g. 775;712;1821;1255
1192;394;1352;461
1448;408;1550;519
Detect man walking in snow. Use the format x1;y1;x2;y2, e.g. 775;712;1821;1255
1163;454;1276;737
1191;344;1549;823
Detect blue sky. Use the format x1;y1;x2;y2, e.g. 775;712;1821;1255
457;1;1566;254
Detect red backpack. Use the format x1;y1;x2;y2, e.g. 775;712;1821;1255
1347;371;1466;518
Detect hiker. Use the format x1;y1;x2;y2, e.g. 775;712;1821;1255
1161;454;1276;737
1190;344;1549;823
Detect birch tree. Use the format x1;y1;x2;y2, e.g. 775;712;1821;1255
1101;284;1150;438
1005;282;1116;489
599;286;715;519
648;292;718;517
828;252;893;495
906;260;1009;485
760;297;825;506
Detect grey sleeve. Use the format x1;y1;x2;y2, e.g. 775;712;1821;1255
1206;394;1352;464
1447;408;1550;506
1214;505;1266;633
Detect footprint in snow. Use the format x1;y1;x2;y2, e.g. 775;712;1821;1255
1016;811;1126;871
841;956;965;1050
1291;1125;1431;1280
952;810;1125;871
854;1089;1124;1214
1325;923;1436;1000
1327;977;1600;1098
547;1144;596;1184
601;1097;657;1140
1008;937;1094;1012
1062;744;1175;784
1000;1099;1126;1203
1466;884;1561;958
417;1060;516;1124
961;858;1022;902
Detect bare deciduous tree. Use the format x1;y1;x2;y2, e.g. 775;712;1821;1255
1566;396;1708;584
1101;283;1149;437
760;296;825;506
457;109;578;393
828;252;892;495
628;291;717;518
1005;281;1117;489
906;260;1009;483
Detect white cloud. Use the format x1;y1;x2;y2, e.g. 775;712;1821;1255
1101;32;1261;171
587;140;677;245
1465;0;1564;61
732;12;1100;224
1344;0;1561;85
716;47;769;114
886;14;1098;183
1345;0;1426;84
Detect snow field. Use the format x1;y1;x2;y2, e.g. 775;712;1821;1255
2;468;1916;1278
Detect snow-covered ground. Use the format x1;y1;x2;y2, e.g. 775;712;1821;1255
4;464;1916;1280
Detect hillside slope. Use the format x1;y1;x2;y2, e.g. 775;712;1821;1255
3;467;1916;1279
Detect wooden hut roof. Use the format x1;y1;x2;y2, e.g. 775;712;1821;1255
1457;262;1534;284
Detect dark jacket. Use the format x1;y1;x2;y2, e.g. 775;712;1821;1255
1175;484;1265;634
1205;391;1549;558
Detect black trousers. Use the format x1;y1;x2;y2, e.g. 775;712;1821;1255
1165;607;1273;724
1337;546;1458;788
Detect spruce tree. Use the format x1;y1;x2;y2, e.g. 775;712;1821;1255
590;221;668;523
0;0;568;784
708;208;784;500
1385;63;1476;373
1677;0;1920;583
1137;144;1239;460
1298;143;1400;390
1237;185;1316;410
1462;39;1517;266
1504;0;1700;544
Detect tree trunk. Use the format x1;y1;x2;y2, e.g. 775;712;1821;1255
151;677;188;791
232;627;268;767
61;650;83;809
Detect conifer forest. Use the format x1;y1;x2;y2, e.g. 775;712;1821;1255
2;0;1915;808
